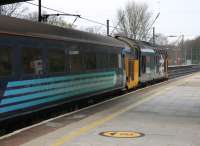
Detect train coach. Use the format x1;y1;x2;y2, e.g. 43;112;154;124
116;36;168;88
0;15;168;122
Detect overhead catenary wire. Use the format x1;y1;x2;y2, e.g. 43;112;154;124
146;12;160;34
110;11;125;35
25;1;122;32
25;1;75;16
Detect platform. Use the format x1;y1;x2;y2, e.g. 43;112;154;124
1;73;200;146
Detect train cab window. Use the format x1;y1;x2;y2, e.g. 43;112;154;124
129;60;134;80
156;56;160;73
0;48;12;76
48;49;65;73
141;56;146;73
23;48;43;75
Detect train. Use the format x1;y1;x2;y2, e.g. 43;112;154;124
0;15;168;122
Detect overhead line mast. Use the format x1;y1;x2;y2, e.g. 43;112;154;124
38;0;42;22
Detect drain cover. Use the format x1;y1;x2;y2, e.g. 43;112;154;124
99;131;144;138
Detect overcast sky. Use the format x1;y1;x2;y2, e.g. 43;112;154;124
23;0;200;39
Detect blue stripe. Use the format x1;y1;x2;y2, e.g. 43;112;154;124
0;71;117;114
1;80;114;105
4;76;114;96
0;83;113;113
7;71;115;88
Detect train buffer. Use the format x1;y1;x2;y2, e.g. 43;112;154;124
1;72;200;146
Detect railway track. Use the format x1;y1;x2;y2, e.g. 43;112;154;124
168;64;200;79
0;64;200;137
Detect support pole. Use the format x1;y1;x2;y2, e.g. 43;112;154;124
38;0;42;22
153;27;155;46
107;20;109;36
181;35;185;64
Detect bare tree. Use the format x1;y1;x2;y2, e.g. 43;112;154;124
155;33;168;46
183;37;200;64
0;3;27;17
116;1;152;40
47;16;73;28
84;26;105;34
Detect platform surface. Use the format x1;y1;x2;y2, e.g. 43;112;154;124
1;73;200;146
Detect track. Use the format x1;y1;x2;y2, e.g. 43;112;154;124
168;64;200;79
0;64;199;137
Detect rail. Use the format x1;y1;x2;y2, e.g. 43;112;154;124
168;64;200;79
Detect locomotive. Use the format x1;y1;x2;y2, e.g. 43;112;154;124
0;15;168;121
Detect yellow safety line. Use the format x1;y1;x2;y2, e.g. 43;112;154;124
50;89;170;146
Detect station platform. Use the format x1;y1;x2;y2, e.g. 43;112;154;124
1;73;200;146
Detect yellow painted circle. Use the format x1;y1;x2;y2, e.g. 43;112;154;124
100;131;144;138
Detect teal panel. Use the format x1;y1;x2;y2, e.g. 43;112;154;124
0;71;118;114
0;82;114;113
4;76;114;96
2;80;114;105
7;71;115;88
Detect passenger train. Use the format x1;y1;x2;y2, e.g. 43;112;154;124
0;15;168;122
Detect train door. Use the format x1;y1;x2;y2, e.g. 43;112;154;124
125;56;139;89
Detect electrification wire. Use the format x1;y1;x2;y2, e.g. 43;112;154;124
26;1;75;16
110;12;125;35
25;1;121;31
146;12;160;34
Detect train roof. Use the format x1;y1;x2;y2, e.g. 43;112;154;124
116;36;154;50
0;15;124;48
116;36;167;54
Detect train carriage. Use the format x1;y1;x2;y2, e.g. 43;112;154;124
115;36;168;86
115;36;140;89
0;15;168;122
0;15;126;121
138;41;168;83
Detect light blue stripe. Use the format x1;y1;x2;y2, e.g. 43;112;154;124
4;76;114;96
1;80;114;105
7;71;115;88
0;83;113;113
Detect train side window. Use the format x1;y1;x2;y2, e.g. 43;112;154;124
69;51;83;73
0;48;12;76
23;48;43;75
110;53;118;68
146;56;150;64
85;53;96;70
96;53;108;69
150;56;154;68
48;49;65;73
